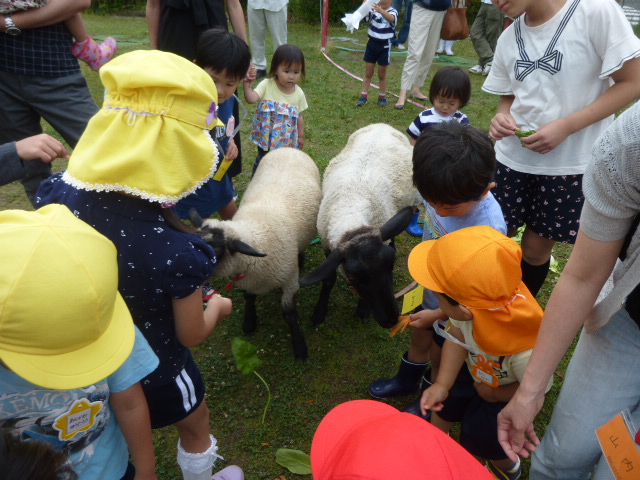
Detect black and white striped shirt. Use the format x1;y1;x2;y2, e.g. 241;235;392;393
367;7;398;41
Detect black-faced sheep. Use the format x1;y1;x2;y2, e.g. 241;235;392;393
299;123;419;329
192;148;322;360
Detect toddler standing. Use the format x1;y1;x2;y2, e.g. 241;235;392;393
356;0;397;107
36;51;241;480
0;0;117;71
243;44;308;175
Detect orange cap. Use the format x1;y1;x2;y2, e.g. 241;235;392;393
311;400;494;480
408;226;542;356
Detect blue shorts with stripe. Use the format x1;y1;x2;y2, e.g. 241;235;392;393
363;38;392;66
143;353;206;429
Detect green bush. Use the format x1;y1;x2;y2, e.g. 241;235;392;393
89;0;146;14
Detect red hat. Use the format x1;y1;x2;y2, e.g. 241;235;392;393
311;400;494;480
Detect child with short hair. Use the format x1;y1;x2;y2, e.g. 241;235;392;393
175;27;252;221
369;122;506;410
406;66;471;145
356;0;398;107
35;51;240;480
411;225;551;480
403;66;472;236
0;204;159;480
243;44;307;175
0;0;117;71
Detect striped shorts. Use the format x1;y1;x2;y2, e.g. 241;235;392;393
143;353;206;429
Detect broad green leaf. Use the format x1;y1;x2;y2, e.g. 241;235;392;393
275;448;312;475
231;337;263;375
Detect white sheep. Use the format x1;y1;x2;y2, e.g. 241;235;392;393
299;123;419;328
192;148;321;360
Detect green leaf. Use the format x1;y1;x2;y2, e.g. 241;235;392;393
514;128;536;138
275;448;312;475
231;337;263;375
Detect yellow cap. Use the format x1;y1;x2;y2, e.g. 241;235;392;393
408;226;542;356
0;205;135;389
65;50;223;204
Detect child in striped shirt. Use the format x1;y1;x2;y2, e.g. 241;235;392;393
356;0;397;107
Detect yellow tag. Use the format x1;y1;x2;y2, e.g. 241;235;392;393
53;398;103;441
213;156;234;181
471;354;499;387
596;413;640;479
401;285;424;314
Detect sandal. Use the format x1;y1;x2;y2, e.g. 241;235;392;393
410;93;428;101
394;103;405;110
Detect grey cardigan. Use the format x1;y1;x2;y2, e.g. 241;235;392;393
581;102;640;332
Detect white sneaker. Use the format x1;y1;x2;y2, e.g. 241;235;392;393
436;46;444;54
397;43;405;50
482;63;492;75
469;64;483;74
445;47;454;55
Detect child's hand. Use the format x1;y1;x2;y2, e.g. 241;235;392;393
205;294;233;323
408;308;445;329
225;138;238;161
244;63;257;83
520;117;571;154
420;383;448;416
490;113;517;140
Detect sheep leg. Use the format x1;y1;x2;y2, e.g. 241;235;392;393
298;251;305;271
356;298;371;323
310;268;337;326
283;301;308;361
243;292;258;335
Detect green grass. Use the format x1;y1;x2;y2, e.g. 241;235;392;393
0;16;577;480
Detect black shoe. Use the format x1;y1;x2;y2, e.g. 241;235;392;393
256;69;267;79
368;353;430;398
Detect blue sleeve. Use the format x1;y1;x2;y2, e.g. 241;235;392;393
0;142;25;187
107;327;159;393
163;236;216;299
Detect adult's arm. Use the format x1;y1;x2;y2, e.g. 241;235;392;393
497;229;624;462
146;0;161;49
1;135;67;187
225;0;248;42
2;0;91;30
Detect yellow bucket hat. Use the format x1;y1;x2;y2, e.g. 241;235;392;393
408;226;543;356
0;205;135;390
64;50;224;204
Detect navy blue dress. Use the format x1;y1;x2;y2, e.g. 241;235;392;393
36;174;216;388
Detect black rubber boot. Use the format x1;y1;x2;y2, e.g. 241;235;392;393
402;371;432;421
368;352;430;399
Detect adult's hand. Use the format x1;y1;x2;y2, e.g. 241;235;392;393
15;134;68;162
497;387;544;463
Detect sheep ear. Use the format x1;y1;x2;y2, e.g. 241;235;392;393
189;208;205;228
227;239;267;257
380;206;414;241
299;249;344;286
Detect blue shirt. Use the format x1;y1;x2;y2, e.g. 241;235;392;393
36;176;216;386
0;328;158;480
422;193;507;309
175;97;236;218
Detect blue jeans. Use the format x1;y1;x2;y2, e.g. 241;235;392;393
391;0;412;46
531;308;640;479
